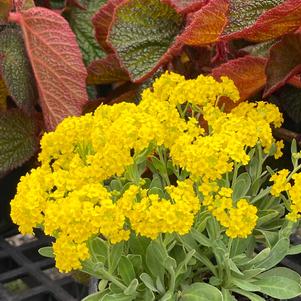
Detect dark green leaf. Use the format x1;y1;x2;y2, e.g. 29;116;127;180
0;110;38;175
0;28;37;111
65;0;106;65
223;0;284;35
108;0;183;82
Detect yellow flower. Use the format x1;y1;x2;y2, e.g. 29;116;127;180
274;140;284;159
270;169;291;197
226;199;258;239
286;173;301;221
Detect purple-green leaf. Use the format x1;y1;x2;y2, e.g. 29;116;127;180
65;0;106;65
0;109;39;175
0;27;37;112
107;0;183;82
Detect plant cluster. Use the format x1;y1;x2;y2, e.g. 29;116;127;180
2;0;301;176
11;73;301;301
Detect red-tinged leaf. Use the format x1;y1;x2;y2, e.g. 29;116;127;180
107;0;183;82
265;33;301;97
14;0;35;11
0;28;37;112
87;54;130;85
0;0;12;23
9;8;88;130
0;109;39;175
287;75;301;89
212;55;267;104
162;0;208;14
179;0;228;46
0;77;8;111
92;0;123;52
223;0;301;42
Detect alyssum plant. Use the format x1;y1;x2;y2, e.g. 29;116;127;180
11;72;301;301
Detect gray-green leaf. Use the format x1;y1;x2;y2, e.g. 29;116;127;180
181;283;223;301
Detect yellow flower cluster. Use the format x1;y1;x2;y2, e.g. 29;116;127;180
171;101;283;180
118;180;200;239
10;71;284;272
270;170;301;221
270;169;291;196
199;182;258;238
287;174;301;221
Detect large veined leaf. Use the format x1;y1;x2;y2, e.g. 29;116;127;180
223;0;301;42
179;0;228;46
223;0;284;35
0;0;12;23
65;0;106;65
0;109;39;175
87;54;129;84
107;0;183;82
212;55;267;103
265;33;301;96
92;0;123;52
9;8;88;130
0;28;37;112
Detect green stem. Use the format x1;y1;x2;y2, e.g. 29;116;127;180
256;143;263;180
177;235;218;277
177;104;185;118
231;162;240;189
98;268;127;290
168;267;176;295
287;164;301;181
157;146;171;186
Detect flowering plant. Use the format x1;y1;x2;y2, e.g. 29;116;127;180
11;72;301;300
